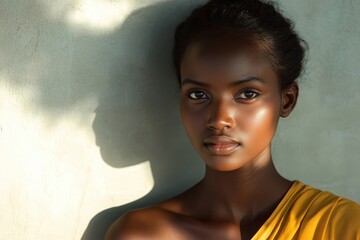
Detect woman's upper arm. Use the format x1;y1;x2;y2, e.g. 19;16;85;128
104;209;165;240
104;211;146;240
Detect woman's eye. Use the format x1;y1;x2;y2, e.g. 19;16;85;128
236;90;259;100
188;91;208;100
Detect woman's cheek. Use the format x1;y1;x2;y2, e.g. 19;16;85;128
181;101;203;121
248;104;279;144
180;103;204;138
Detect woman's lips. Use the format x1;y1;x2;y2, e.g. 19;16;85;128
203;135;240;155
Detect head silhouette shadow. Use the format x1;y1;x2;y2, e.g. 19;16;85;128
82;1;206;239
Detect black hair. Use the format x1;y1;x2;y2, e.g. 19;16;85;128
172;0;307;90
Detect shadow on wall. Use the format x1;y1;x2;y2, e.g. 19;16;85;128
82;2;206;240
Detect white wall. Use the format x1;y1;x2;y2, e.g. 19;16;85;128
0;0;359;239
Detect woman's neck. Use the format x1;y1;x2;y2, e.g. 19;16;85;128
198;146;291;222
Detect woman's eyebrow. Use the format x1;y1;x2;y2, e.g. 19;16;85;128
181;79;209;87
181;76;264;88
229;76;265;86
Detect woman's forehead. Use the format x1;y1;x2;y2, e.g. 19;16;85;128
181;37;270;77
188;31;256;55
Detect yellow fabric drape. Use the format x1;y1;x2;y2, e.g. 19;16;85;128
252;180;360;240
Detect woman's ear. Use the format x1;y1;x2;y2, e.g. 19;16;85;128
280;82;299;118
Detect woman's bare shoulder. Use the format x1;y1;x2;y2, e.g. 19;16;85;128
104;202;183;240
105;185;200;240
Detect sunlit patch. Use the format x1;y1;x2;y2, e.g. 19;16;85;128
67;0;132;32
0;80;154;238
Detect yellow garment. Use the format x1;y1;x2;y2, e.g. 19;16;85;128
252;180;360;240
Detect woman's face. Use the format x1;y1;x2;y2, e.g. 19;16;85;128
179;37;289;172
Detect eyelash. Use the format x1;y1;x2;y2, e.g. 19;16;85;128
235;90;259;100
187;89;259;101
188;90;209;100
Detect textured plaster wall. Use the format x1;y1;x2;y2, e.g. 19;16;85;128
0;0;359;239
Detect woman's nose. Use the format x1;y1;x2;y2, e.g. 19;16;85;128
206;99;236;130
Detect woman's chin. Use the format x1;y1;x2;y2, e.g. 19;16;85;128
202;155;250;172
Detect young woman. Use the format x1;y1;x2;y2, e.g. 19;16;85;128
106;0;360;239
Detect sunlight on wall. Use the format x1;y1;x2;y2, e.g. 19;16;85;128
2;0;359;239
0;82;154;239
67;0;131;32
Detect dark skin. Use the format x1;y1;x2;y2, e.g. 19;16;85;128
105;35;299;240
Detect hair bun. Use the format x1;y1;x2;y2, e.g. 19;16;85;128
173;0;306;89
